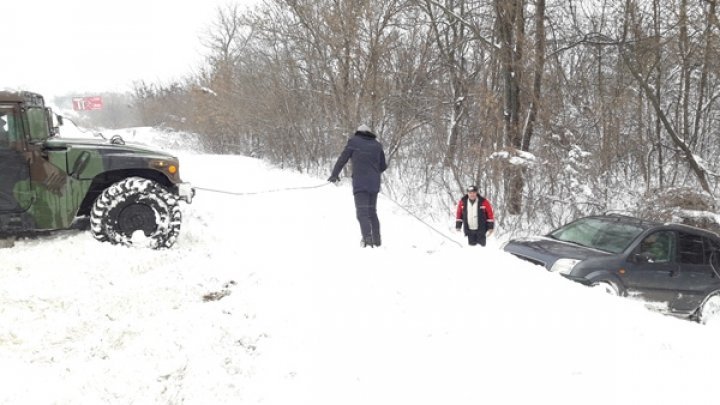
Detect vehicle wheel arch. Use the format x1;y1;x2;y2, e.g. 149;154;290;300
77;169;173;216
693;289;720;324
586;272;626;296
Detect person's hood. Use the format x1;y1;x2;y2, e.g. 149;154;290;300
355;130;376;139
355;124;376;138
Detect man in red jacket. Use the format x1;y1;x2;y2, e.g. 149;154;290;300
455;185;495;246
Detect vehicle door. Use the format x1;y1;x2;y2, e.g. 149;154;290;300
0;106;33;214
621;230;679;309
668;232;720;313
22;106;74;229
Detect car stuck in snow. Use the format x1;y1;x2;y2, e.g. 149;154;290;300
503;214;720;323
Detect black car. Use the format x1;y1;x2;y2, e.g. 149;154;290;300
502;214;720;323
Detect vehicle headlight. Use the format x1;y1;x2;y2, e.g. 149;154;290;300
550;258;580;275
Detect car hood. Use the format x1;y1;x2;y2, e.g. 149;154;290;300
503;236;610;269
45;137;176;159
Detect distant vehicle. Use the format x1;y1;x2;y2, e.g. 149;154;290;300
502;214;720;323
0;91;193;248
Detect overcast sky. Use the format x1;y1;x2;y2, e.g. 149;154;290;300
3;0;257;98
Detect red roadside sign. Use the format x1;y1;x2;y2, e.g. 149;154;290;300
72;96;104;111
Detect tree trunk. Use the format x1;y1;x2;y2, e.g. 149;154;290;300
496;0;524;215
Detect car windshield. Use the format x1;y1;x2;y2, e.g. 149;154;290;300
548;217;646;254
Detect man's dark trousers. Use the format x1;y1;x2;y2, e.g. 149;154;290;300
354;191;380;246
467;229;486;246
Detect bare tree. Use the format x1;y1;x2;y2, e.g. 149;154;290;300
128;0;720;236
618;0;713;194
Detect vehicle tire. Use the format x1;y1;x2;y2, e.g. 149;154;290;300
90;177;181;249
591;281;621;296
696;293;720;324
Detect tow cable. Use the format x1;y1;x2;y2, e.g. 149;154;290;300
192;182;331;196
192;181;464;248
380;191;464;248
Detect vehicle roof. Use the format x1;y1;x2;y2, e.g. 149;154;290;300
0;91;43;104
582;214;720;239
658;222;720;238
581;214;661;228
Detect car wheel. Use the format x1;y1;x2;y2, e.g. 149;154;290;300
697;293;720;325
591;281;621;296
90;177;181;249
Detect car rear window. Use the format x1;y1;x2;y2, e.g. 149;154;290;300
549;217;645;254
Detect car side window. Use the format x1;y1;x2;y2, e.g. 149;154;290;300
0;108;22;150
677;232;705;265
638;231;674;263
0;111;10;149
703;237;720;266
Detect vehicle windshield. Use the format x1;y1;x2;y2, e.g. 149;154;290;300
26;107;50;142
548;217;646;254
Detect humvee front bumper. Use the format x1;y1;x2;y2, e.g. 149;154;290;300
177;182;195;203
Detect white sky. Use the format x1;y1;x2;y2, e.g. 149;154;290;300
3;128;720;404
2;0;257;98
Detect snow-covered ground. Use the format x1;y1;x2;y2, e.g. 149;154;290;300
1;128;719;404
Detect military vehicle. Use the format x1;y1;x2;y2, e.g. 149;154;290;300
0;91;193;248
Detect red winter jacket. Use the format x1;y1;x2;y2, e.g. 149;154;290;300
455;194;495;235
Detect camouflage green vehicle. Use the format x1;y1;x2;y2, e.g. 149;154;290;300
0;91;193;248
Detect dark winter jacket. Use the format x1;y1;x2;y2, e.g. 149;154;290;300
330;129;387;193
455;194;495;235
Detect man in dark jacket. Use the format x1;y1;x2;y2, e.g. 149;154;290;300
455;185;495;246
328;124;387;247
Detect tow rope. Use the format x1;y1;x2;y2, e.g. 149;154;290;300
193;180;464;248
192;182;331;196
380;191;464;248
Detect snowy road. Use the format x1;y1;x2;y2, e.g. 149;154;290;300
1;129;719;405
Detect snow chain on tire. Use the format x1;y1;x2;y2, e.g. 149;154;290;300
90;177;182;249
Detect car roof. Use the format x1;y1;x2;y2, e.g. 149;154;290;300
582;214;660;228
583;214;720;239
657;222;720;239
